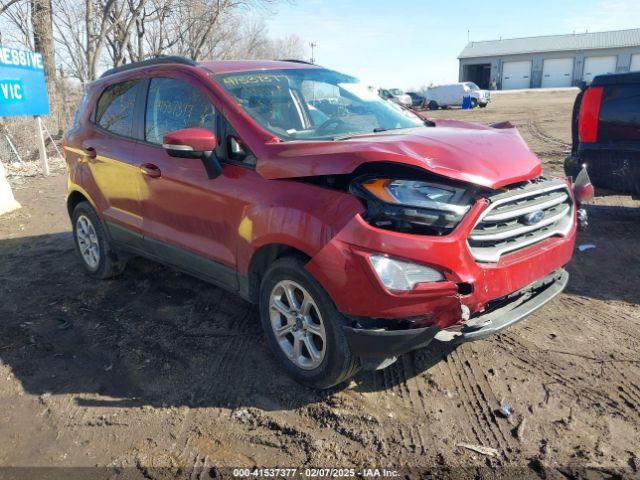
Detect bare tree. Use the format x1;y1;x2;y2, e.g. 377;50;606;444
53;0;123;83
215;16;304;60
5;0;300;84
31;0;56;81
0;0;21;15
0;0;34;48
104;0;149;66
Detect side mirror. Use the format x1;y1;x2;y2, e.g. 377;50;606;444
162;128;222;179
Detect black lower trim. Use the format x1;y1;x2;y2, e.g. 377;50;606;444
105;221;250;301
104;221;145;250
344;325;439;358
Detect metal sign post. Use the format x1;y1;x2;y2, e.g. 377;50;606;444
0;45;51;176
34;115;49;176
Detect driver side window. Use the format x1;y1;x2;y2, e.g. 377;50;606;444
145;77;216;145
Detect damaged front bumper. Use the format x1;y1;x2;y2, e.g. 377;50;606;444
343;269;569;358
434;268;568;343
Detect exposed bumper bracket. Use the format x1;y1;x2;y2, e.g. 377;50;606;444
436;269;569;343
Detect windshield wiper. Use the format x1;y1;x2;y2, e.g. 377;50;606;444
333;124;431;141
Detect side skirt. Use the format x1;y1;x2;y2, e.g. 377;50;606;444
105;221;251;302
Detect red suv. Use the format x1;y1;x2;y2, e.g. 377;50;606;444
64;57;580;388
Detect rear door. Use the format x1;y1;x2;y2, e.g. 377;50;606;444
83;79;145;244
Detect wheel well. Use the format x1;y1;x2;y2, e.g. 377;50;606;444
247;244;311;303
67;191;89;218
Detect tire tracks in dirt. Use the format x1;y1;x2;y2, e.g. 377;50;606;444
384;355;429;457
497;332;640;422
444;345;516;461
526;118;571;150
558;296;640;343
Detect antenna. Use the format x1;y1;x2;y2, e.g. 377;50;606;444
467;30;470;42
309;41;317;64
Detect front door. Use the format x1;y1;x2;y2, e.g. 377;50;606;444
137;75;241;289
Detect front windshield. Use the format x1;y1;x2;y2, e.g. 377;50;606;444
215;69;424;141
465;82;480;90
389;88;403;95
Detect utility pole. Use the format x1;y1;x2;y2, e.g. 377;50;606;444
309;41;317;64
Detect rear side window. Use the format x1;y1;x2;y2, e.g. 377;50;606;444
145;77;216;145
95;80;139;137
72;91;90;128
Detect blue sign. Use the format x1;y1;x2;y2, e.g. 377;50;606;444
0;46;50;117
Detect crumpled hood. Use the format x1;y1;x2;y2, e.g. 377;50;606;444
256;120;542;189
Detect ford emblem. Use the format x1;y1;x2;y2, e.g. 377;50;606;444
523;210;545;225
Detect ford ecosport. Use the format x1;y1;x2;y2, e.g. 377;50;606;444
63;57;583;388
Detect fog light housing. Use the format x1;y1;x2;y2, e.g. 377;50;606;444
369;255;444;291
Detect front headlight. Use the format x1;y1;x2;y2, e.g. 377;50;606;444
351;177;473;235
369;255;444;291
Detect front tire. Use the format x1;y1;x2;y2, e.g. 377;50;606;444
259;256;360;389
72;201;125;279
427;100;439;110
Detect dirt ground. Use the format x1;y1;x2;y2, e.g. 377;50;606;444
1;90;639;479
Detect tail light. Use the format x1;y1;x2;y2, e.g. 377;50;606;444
578;86;603;143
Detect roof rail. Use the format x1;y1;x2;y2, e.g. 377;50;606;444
278;59;317;65
100;56;198;78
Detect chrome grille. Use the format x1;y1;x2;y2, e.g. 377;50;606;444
468;179;574;263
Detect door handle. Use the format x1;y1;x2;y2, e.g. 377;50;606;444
140;163;161;178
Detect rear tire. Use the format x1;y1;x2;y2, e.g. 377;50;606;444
427;100;439;110
471;98;478;108
72;201;125;279
259;256;360;389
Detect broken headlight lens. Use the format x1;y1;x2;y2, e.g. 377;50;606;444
351;177;473;235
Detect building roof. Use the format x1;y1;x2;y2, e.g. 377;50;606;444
458;28;640;59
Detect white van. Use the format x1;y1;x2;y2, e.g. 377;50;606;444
424;82;490;109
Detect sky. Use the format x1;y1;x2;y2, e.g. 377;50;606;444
265;0;640;90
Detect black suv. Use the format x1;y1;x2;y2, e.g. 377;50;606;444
565;71;640;197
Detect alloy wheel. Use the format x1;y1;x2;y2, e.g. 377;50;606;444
76;214;100;269
268;280;327;370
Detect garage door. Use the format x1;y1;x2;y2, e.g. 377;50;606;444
630;54;640;71
541;58;574;88
582;56;617;83
502;61;531;90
